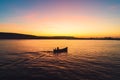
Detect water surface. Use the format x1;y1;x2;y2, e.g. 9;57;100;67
0;40;120;80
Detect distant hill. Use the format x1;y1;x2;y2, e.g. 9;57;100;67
0;32;75;39
0;32;40;39
0;32;120;40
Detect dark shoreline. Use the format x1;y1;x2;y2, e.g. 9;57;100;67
0;32;120;40
0;39;120;40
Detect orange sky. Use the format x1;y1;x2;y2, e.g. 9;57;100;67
0;0;120;37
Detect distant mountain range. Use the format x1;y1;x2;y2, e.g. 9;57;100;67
0;32;120;40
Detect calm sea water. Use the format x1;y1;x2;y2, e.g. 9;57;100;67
0;40;120;80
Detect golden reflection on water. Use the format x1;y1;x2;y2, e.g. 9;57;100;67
1;40;119;58
0;40;120;80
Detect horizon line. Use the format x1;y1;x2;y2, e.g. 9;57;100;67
0;32;120;39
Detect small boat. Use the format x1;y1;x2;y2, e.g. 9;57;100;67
53;47;68;53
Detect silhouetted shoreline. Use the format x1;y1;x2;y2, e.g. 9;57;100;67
0;32;120;40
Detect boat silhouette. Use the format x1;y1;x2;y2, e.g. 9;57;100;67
53;47;68;53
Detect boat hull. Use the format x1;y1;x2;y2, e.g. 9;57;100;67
53;47;68;53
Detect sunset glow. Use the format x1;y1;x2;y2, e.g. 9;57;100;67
0;0;120;37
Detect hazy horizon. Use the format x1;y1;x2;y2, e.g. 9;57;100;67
0;0;120;37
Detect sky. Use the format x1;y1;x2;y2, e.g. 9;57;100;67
0;0;120;37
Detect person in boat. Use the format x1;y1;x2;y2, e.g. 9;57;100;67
57;47;59;50
53;47;59;53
